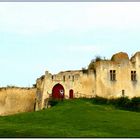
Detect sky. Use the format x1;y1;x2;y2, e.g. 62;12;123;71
0;2;140;87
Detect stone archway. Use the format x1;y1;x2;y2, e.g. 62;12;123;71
52;83;65;99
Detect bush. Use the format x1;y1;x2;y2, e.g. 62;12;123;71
131;97;140;106
82;67;88;74
48;99;59;107
95;56;102;62
91;96;140;112
129;97;140;111
92;96;108;104
88;56;102;70
113;97;130;107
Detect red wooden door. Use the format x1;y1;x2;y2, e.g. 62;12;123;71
69;89;74;99
52;84;65;99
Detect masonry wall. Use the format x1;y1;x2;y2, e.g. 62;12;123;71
95;52;140;98
35;51;140;110
0;87;36;116
35;70;96;110
95;61;134;98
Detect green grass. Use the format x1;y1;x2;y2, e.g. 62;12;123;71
0;98;140;137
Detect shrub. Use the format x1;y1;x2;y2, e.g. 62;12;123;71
82;67;88;74
88;56;102;70
91;96;140;112
92;96;108;104
113;97;130;107
129;97;140;111
131;97;140;105
48;99;59;107
95;56;102;62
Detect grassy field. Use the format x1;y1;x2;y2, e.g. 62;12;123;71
0;98;140;137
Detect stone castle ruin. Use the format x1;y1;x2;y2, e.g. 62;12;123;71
0;51;140;115
35;51;140;111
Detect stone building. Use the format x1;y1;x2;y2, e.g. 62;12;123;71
35;51;140;110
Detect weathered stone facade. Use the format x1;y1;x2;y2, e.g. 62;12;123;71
0;87;36;116
35;51;140;110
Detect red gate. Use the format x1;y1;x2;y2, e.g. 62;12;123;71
69;89;74;99
52;83;65;99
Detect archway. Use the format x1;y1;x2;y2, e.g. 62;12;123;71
69;89;74;99
52;83;65;99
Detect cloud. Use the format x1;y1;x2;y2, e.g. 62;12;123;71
0;2;140;35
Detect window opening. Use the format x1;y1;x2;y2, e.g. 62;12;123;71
131;71;136;81
110;70;116;81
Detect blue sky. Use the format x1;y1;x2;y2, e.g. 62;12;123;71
0;2;140;87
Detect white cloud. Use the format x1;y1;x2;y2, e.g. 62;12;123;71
0;2;140;35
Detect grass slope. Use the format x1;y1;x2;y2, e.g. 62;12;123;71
0;99;140;137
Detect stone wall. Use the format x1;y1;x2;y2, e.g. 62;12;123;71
35;70;96;110
35;51;140;110
95;52;140;98
0;87;36;116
